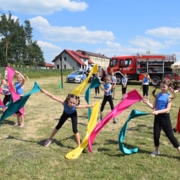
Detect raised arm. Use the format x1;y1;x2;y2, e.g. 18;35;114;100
41;89;64;104
76;103;94;109
15;70;25;86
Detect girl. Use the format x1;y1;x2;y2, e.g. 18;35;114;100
141;73;151;102
41;89;94;147
1;79;11;110
94;72;100;98
121;74;128;100
14;70;25;127
100;75;116;124
143;78;180;156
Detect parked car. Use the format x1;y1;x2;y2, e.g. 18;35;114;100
66;70;87;83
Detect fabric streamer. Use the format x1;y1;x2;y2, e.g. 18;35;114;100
65;100;101;160
175;108;180;133
85;77;100;120
0;82;41;123
71;64;98;96
7;66;24;115
119;110;150;155
88;89;143;152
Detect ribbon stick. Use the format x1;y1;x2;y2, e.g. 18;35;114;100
119;110;150;155
65;100;101;160
88;89;143;152
71;64;98;96
85;77;100;120
0;82;41;122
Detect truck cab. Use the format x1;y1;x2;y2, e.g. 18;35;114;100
107;55;137;84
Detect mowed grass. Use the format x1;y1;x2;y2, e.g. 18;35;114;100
0;76;180;180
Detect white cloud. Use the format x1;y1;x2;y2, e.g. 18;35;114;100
30;16;114;43
145;27;180;39
37;41;62;62
0;0;88;15
130;36;166;49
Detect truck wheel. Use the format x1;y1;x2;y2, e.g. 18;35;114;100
116;75;122;85
151;76;160;86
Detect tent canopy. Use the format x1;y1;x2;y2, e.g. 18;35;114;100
171;61;180;69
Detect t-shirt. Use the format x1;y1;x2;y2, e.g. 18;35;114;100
104;83;112;96
156;92;170;110
64;102;76;114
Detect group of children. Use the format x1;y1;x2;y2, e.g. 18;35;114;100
1;70;25;127
1;68;180;158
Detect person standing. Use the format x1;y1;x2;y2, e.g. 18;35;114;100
121;74;128;100
141;73;151;102
111;71;116;100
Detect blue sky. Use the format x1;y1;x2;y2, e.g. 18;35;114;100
0;0;180;63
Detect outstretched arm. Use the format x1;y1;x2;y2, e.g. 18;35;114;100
76;103;94;109
41;89;64;104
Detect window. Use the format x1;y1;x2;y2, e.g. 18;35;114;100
64;57;66;61
109;59;118;68
64;64;66;69
124;58;132;67
57;65;59;69
60;57;62;61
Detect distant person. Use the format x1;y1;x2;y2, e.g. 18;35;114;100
111;71;116;99
86;68;90;77
121;74;128;100
141;73;151;102
93;72;100;98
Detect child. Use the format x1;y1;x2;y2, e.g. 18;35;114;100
143;78;180;156
41;89;94;147
100;75;116;124
111;71;116;99
1;79;11;109
14;70;25;127
121;74;128;100
94;72;100;98
141;73;151;102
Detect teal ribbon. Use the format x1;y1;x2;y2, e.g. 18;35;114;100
119;109;150;155
85;78;100;120
0;82;41;122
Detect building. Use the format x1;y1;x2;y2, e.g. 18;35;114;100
52;49;93;70
76;50;110;69
45;63;54;69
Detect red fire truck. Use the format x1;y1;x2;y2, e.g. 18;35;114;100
107;54;176;85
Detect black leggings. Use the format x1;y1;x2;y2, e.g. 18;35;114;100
3;94;11;105
153;113;179;148
122;86;127;94
143;85;149;96
95;87;100;94
56;111;78;134
100;95;114;112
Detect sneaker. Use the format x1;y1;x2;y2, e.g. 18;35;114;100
151;150;159;156
113;118;117;124
44;139;52;147
98;118;102;122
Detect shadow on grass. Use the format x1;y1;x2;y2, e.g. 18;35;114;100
0;119;15;126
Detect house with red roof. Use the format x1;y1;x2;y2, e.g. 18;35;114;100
45;63;54;69
52;49;94;70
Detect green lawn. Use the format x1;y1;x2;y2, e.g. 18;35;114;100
0;76;180;180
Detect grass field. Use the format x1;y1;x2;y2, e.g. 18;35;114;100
0;76;180;180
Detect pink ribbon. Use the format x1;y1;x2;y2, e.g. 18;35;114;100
7;66;24;115
88;89;143;152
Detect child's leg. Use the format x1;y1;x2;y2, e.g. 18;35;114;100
71;111;80;146
48;128;58;140
74;132;80;146
100;96;108;119
14;114;21;126
20;115;25;127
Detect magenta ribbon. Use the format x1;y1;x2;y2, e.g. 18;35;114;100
88;89;143;152
7;66;24;115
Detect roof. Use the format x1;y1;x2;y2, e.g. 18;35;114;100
45;63;54;67
52;49;91;66
77;50;110;59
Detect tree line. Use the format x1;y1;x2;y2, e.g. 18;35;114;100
0;12;45;67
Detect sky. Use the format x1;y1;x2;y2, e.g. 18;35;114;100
0;0;180;63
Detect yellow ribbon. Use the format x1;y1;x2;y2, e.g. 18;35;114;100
71;64;98;96
65;100;100;159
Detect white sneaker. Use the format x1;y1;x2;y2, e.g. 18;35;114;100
151;150;159;156
44;139;52;147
